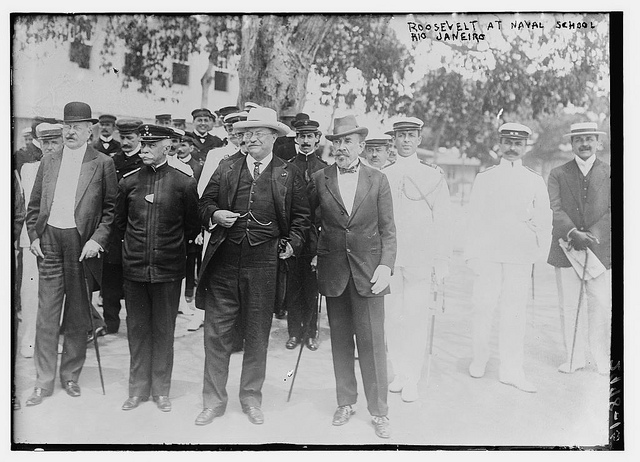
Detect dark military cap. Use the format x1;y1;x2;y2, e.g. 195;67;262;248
169;127;185;140
116;119;143;135
392;117;424;132
217;106;240;119
155;114;172;121
292;113;321;133
172;118;186;126
191;108;214;120
498;122;532;140
223;111;248;125
98;114;117;124
181;132;196;144
35;123;64;140
139;124;175;141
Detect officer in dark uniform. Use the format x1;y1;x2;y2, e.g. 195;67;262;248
101;119;144;334
93;114;121;156
116;124;199;413
172;118;186;130
191;108;224;164
155;113;172;126
283;113;327;350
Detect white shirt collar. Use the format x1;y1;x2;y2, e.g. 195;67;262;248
194;130;210;138
100;136;113;143
394;153;419;166
63;143;88;158
574;154;596;175
246;152;273;174
124;145;141;157
499;158;523;168
179;154;192;164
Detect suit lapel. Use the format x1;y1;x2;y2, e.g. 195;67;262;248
75;146;98;208
348;167;373;222
324;164;347;214
225;156;245;209
562;160;583;212
43;152;63;213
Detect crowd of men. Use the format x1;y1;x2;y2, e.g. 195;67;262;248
12;99;611;440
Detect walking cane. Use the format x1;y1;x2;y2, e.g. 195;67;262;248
425;270;444;386
82;262;106;395
287;293;323;402
569;251;589;372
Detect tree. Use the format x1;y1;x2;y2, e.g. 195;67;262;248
13;14;412;115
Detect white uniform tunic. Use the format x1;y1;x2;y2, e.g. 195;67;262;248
465;158;551;381
382;154;453;388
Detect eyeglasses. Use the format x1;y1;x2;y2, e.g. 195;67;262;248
240;131;274;140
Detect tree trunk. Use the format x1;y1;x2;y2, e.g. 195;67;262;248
237;15;336;114
200;59;215;108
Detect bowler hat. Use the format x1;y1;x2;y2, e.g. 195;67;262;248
324;115;368;141
63;102;98;124
563;122;606;138
233;107;290;137
139;124;175;141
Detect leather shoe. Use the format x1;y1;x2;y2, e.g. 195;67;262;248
306;337;319;351
63;380;81;397
243;406;264;425
26;387;52;406
285;337;300;349
195;407;224;426
332;405;355;426
122;396;148;410
153;395;171;412
275;310;287;320
372;416;391;439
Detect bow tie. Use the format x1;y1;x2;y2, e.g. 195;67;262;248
338;165;358;174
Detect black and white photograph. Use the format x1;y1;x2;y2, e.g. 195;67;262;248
6;4;628;452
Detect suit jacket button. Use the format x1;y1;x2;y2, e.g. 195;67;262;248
347;249;351;253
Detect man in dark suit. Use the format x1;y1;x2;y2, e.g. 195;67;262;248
195;107;310;426
547;122;611;375
116;124;199;412
93;114;121;156
190;108;224;164
308;115;396;439
101;119;144;334
283;113;327;350
24;101;117;406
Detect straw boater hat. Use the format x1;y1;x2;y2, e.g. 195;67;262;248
365;132;393;146
324;115;368;141
563;122;606;138
35;123;63;140
233;107;289;137
498;122;532;139
63;102;98;124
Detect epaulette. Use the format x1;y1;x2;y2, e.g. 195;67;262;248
122;167;141;178
419;159;444;174
524;166;542;176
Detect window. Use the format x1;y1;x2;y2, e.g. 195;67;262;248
69;41;91;69
173;62;190;86
214;71;229;92
123;52;143;77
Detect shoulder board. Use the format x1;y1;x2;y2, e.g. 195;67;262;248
524;166;542;176
122;167;141;178
380;160;395;170
419;159;444;173
478;165;497;174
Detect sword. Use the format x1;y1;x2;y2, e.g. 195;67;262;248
82;261;106;395
425;269;444;386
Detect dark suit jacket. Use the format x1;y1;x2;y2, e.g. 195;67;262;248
273;136;297;161
195;154;311;308
192;133;224;163
308;163;396;298
547;158;611;269
93;138;121;156
26;144;118;280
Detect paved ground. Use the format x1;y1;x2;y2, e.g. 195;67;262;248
11;207;611;448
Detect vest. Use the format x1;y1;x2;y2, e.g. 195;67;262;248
226;162;280;245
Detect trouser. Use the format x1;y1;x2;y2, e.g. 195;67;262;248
20;249;39;352
326;277;388;417
124;279;181;397
471;260;531;379
202;238;278;411
556;267;611;370
386;265;431;385
285;255;319;339
34;226;92;391
101;260;124;333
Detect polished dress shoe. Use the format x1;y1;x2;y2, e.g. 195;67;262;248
195;407;224;426
243;406;264;425
332;405;355;426
306;337;319;351
371;416;391;439
26;387;52;406
153;395;172;412
285;337;300;349
63;380;81;397
122;396;148;410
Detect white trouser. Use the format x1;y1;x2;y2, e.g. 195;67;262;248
471;261;531;378
556;267;611;370
20;249;39;351
385;265;431;385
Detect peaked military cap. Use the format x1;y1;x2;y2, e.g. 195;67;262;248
218;106;240;119
98;114;117;123
139;124;175;141
116;119;143;135
365;133;393;146
35;123;64;140
498;122;532;140
392;117;424;132
292;113;320;133
224;111;249;125
191;108;214;119
155;113;172;122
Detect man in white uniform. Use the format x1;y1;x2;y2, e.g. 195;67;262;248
383;117;452;402
465;123;552;393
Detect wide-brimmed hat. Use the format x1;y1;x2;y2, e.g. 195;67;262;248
324;115;368;141
563;122;606;138
498;122;532;140
233;107;289;137
35;123;64;140
63;102;98;124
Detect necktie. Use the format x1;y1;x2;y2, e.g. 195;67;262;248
338;165;357;174
253;161;261;178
